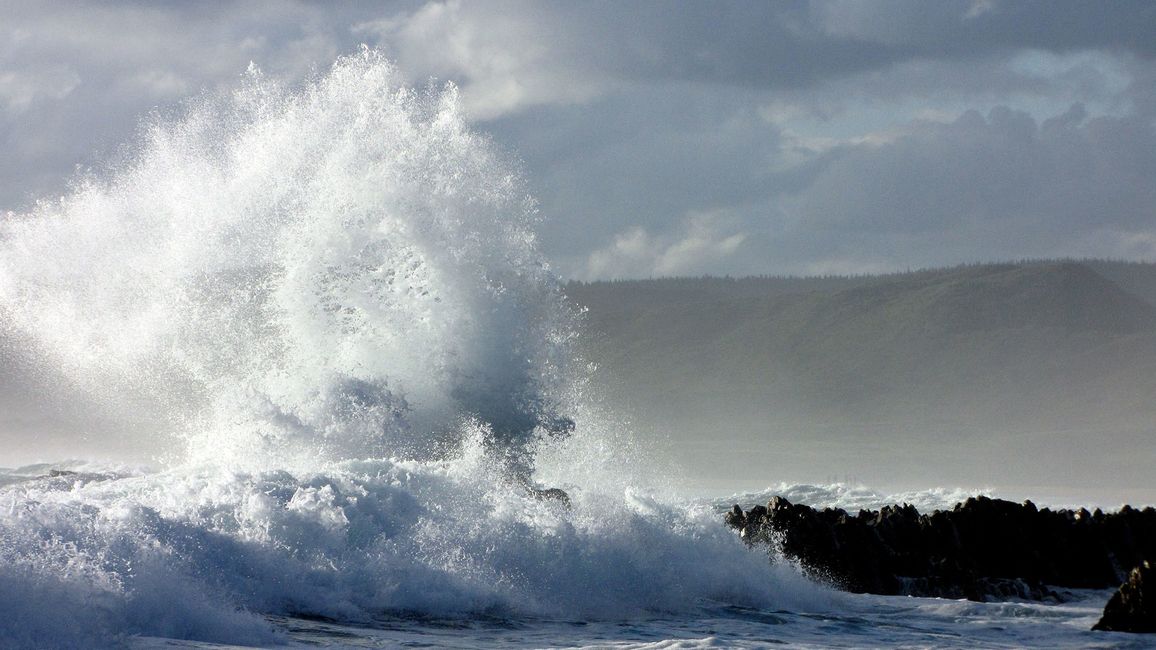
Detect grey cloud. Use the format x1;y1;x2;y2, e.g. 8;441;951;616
363;1;897;118
777;105;1156;270
2;1;1156;279
366;1;1156;278
526;95;1156;278
484;86;787;273
0;0;372;208
1122;56;1156;117
813;0;1156;58
367;0;1156;120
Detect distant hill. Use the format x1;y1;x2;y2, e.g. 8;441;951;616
1083;259;1156;309
565;260;1156;494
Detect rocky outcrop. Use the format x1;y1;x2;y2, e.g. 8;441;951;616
1094;561;1156;633
726;496;1156;602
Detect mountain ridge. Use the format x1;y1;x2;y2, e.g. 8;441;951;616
565;260;1156;493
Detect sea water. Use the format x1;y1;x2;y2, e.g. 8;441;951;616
0;463;1128;649
0;50;1142;648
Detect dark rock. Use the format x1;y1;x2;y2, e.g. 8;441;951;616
724;504;745;529
726;496;1156;602
1094;561;1156;633
530;486;571;507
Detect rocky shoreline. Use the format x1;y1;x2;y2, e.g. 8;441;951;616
726;495;1156;630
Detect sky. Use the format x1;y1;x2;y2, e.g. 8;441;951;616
2;0;1156;280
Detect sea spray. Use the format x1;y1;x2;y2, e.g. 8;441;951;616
0;50;829;647
0;48;574;471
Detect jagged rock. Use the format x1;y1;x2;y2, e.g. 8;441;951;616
726;495;1156;602
1094;561;1156;633
724;504;745;528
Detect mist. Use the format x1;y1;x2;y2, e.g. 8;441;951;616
568;260;1156;505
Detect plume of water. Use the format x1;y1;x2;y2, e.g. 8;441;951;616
0;48;575;473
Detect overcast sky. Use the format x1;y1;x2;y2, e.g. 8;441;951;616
3;0;1155;279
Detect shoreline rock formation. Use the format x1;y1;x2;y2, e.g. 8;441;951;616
725;495;1156;603
1094;561;1156;633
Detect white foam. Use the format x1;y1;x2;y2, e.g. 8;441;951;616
0;447;831;646
715;482;992;513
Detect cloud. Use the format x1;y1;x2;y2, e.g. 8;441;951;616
0;67;80;114
584;212;748;280
530;96;1156;278
482;85;787;277
0;1;361;208
775;104;1156;271
360;1;899;119
353;1;1156;276
811;0;1156;58
359;0;1156;123
356;1;610;120
2;1;1156;278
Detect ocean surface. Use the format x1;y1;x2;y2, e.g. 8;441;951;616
0;50;1148;648
0;464;1135;649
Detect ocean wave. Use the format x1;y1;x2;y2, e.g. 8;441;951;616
0;50;830;647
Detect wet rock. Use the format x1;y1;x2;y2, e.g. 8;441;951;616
530;486;571;507
1094;561;1156;633
724;504;745;528
726;496;1156;602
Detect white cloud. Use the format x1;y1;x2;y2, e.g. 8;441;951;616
584;212;748;280
357;1;611;120
119;69;191;98
0;67;80;114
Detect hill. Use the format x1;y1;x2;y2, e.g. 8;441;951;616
565;260;1156;500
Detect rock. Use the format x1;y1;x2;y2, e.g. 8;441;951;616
529;486;571;507
724;504;745;528
1094;561;1156;633
725;496;1156;602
